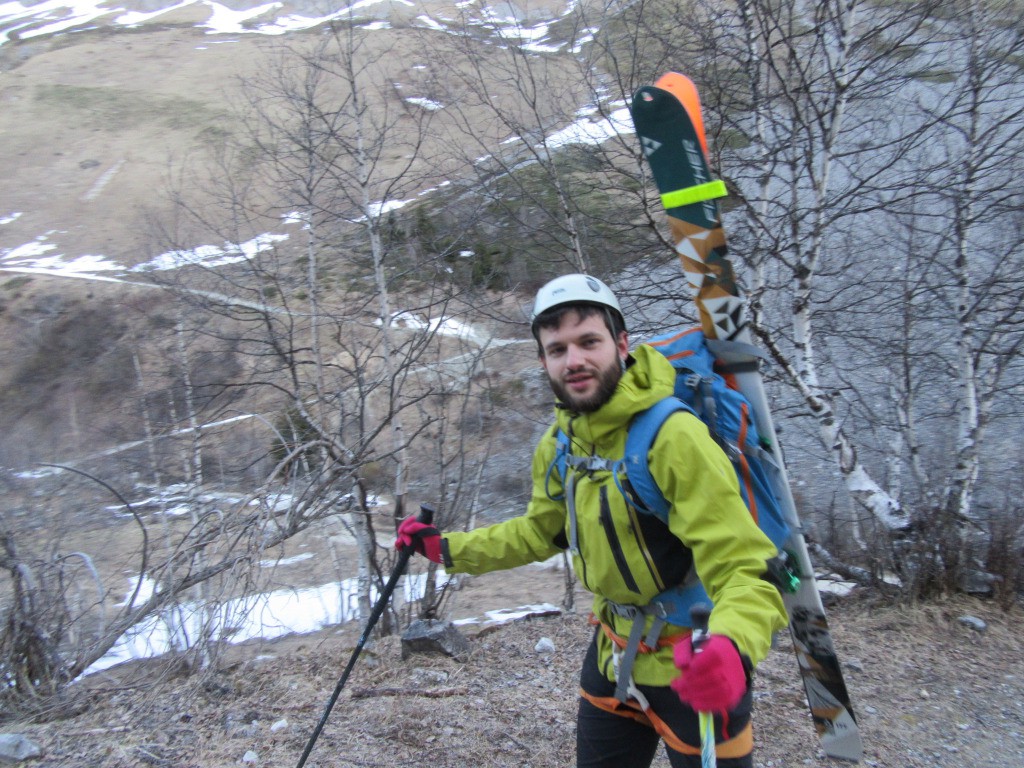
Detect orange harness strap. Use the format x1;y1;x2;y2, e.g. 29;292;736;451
579;688;754;758
588;614;691;654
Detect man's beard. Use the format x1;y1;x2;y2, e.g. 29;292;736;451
549;358;623;413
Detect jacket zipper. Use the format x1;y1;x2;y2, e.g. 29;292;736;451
625;502;667;593
599;486;641;594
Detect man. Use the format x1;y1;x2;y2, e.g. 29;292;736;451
397;274;787;767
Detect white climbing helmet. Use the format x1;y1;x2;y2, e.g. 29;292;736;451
531;273;624;332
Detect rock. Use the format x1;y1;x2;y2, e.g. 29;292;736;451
0;734;43;763
410;668;449;687
535;637;556;654
959;569;995;595
224;715;259;737
269;719;288;733
401;619;472;661
959;615;987;632
241;750;258;763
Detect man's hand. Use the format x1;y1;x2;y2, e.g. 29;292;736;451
395;515;443;564
670;634;747;713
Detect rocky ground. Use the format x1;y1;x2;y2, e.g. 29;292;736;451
3;570;1021;768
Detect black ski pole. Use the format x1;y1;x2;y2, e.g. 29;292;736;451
295;503;435;768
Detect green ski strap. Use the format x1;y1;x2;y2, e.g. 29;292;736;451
660;180;727;210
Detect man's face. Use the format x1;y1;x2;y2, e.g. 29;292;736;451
538;309;628;413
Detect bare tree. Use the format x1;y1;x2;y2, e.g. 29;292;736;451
162;26;458;627
624;0;1024;593
878;0;1024;592
0;16;527;705
410;6;663;295
710;0;952;533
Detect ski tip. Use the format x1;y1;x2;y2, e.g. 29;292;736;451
652;72;708;158
653;71;697;97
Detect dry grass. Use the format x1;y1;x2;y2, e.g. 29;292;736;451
4;575;1022;768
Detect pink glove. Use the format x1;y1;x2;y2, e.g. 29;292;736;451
395;516;443;564
670;634;747;713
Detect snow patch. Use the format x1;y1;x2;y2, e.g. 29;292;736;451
85;570;450;675
131;233;289;272
405;96;445;111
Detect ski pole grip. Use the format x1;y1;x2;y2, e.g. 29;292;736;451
689;603;711;649
417;503;435;526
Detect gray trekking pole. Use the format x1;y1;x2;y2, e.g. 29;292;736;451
295;503;435;768
689;604;717;768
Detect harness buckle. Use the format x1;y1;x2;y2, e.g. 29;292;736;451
611;643;650;711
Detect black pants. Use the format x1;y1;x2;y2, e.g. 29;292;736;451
576;631;754;768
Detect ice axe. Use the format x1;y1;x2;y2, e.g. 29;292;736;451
295;503;435;768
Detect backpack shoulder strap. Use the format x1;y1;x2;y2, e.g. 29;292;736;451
545;425;571;501
623;397;695;523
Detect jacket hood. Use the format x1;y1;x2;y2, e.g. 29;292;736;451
553;344;675;447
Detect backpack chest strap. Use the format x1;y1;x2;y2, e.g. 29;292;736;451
566;454;619;473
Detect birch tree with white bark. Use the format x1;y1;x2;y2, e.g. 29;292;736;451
626;0;1024;592
881;0;1024;591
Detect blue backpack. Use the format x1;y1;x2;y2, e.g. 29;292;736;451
547;326;792;627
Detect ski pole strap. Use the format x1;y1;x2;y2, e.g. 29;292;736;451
660;180;728;210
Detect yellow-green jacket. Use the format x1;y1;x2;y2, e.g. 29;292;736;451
442;344;788;687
